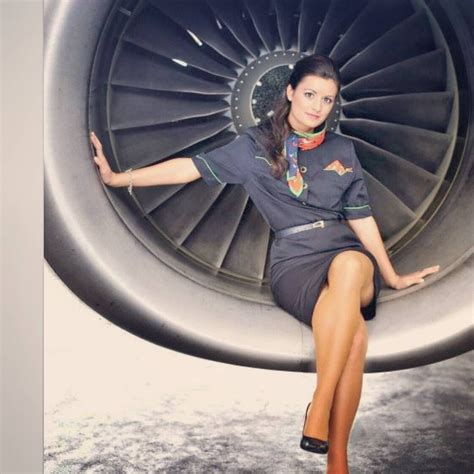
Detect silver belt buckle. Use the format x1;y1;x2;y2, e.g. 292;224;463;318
312;220;325;229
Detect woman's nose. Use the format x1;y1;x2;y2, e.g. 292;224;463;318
313;101;322;112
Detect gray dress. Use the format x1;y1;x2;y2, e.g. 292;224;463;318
191;124;382;328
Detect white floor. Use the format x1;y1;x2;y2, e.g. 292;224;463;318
44;264;473;473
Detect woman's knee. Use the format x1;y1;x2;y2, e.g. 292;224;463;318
328;251;373;287
330;251;371;273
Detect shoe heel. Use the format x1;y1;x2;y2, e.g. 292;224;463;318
300;401;329;454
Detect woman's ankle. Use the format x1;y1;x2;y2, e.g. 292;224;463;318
311;391;334;421
326;452;349;474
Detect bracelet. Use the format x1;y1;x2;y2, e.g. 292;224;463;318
125;168;133;195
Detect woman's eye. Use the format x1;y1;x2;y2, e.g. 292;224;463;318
324;98;333;104
304;92;314;98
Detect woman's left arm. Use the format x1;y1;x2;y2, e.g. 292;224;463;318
346;216;440;290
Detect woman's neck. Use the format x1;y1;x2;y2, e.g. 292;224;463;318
287;117;326;135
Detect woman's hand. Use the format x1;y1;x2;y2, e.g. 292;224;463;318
90;131;116;186
389;265;441;290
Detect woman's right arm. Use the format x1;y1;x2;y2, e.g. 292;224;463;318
90;131;201;187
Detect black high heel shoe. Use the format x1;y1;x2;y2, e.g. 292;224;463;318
300;402;329;454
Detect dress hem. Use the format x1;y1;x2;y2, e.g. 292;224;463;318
271;247;381;328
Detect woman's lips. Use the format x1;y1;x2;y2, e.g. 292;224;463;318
306;112;321;119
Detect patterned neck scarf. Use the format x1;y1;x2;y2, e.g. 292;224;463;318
285;122;327;197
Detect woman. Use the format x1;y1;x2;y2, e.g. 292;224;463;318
91;54;439;473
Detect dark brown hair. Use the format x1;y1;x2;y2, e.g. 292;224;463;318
260;54;341;179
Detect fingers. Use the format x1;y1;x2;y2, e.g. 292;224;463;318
395;265;441;290
90;131;103;153
411;265;441;286
422;265;440;275
418;265;441;280
90;131;108;171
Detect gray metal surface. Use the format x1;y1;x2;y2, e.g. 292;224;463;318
45;0;474;372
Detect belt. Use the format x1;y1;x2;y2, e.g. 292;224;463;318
274;219;341;239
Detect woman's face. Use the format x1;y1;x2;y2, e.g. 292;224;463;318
286;74;338;133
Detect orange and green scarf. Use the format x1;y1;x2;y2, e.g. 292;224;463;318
285;123;327;197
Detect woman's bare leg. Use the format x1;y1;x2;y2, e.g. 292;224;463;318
326;318;368;474
302;251;374;444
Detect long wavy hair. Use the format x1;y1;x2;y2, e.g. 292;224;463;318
260;54;341;179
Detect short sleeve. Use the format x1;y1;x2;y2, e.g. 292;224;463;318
342;142;373;220
191;133;255;185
